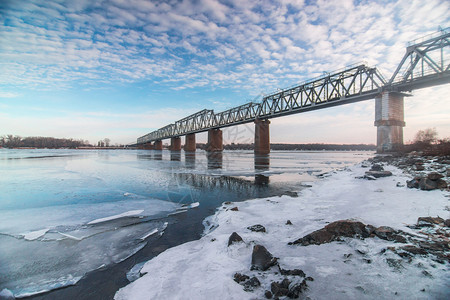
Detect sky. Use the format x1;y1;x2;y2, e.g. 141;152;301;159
0;0;449;146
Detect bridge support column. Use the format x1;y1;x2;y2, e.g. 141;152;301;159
170;137;181;151
154;140;163;150
374;92;406;153
184;133;196;152
254;119;270;154
207;129;223;152
143;142;154;150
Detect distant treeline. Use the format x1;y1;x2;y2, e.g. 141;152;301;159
0;135;91;149
196;143;376;151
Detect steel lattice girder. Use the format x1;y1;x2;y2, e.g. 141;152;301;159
388;28;450;90
137;64;386;143
137;29;450;144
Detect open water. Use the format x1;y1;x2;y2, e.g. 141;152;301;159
0;149;373;298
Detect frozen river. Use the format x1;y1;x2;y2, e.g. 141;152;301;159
0;149;373;297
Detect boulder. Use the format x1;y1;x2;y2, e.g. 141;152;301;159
374;226;407;243
436;179;447;189
228;232;244;246
445;219;450;227
233;273;249;283
230;207;239;211
370;164;384;171
365;170;392;178
251;245;278;271
419;178;438;190
428;172;444;181
417;217;444;226
243;276;261;291
278;265;305;277
247;224;266;233
415;164;425;171
286;220;293;225
289;220;375;245
406;177;420;189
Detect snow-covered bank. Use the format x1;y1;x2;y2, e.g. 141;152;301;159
115;162;449;300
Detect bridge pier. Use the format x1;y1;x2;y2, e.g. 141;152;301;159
184;133;196;152
143;143;154;150
374;92;406;153
207;129;223;152
154;140;163;150
170;137;181;151
254;119;270;154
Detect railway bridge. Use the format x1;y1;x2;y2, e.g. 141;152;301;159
137;29;450;153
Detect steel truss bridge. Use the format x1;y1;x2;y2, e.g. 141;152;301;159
137;28;450;145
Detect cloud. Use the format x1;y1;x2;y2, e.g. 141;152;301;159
0;92;21;98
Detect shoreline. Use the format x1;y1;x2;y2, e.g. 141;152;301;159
116;154;449;299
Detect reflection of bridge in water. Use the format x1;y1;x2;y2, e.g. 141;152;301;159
137;151;271;186
136;29;450;153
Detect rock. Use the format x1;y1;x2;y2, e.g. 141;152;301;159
270;281;289;298
427;172;444;181
287;280;308;298
417;217;444;226
251;245;278;271
445;219;450;227
284;191;298;198
400;245;428;255
406;177;420;189
264;290;273;299
278;265;305;277
374;226;407;243
415;164;425;171
419;178;438;190
247;224;266;233
289;220;375;245
243;276;261;291
365;170;393;178
230;207;239;211
233;273;249;283
436;179;447;189
396;182;405;187
286;220;293;225
370;164;384;171
228;232;243;246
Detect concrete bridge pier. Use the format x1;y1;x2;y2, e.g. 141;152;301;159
184;133;196;152
374;92;406;153
207;129;223;152
154;140;163;150
170;137;181;151
254;119;270;154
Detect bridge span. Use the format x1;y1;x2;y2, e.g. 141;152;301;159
137;28;450;153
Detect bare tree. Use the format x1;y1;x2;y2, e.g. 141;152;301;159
414;128;438;145
104;138;111;147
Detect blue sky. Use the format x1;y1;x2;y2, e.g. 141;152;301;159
0;0;449;145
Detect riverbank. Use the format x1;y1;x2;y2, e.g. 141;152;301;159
116;155;449;299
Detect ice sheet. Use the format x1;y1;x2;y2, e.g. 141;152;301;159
88;210;144;225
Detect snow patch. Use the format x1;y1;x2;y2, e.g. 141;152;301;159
116;164;450;300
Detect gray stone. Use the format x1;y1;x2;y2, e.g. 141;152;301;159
428;172;444;181
228;232;243;246
419;178;438;190
365;170;392;178
247;224;266;232
251;245;278;271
